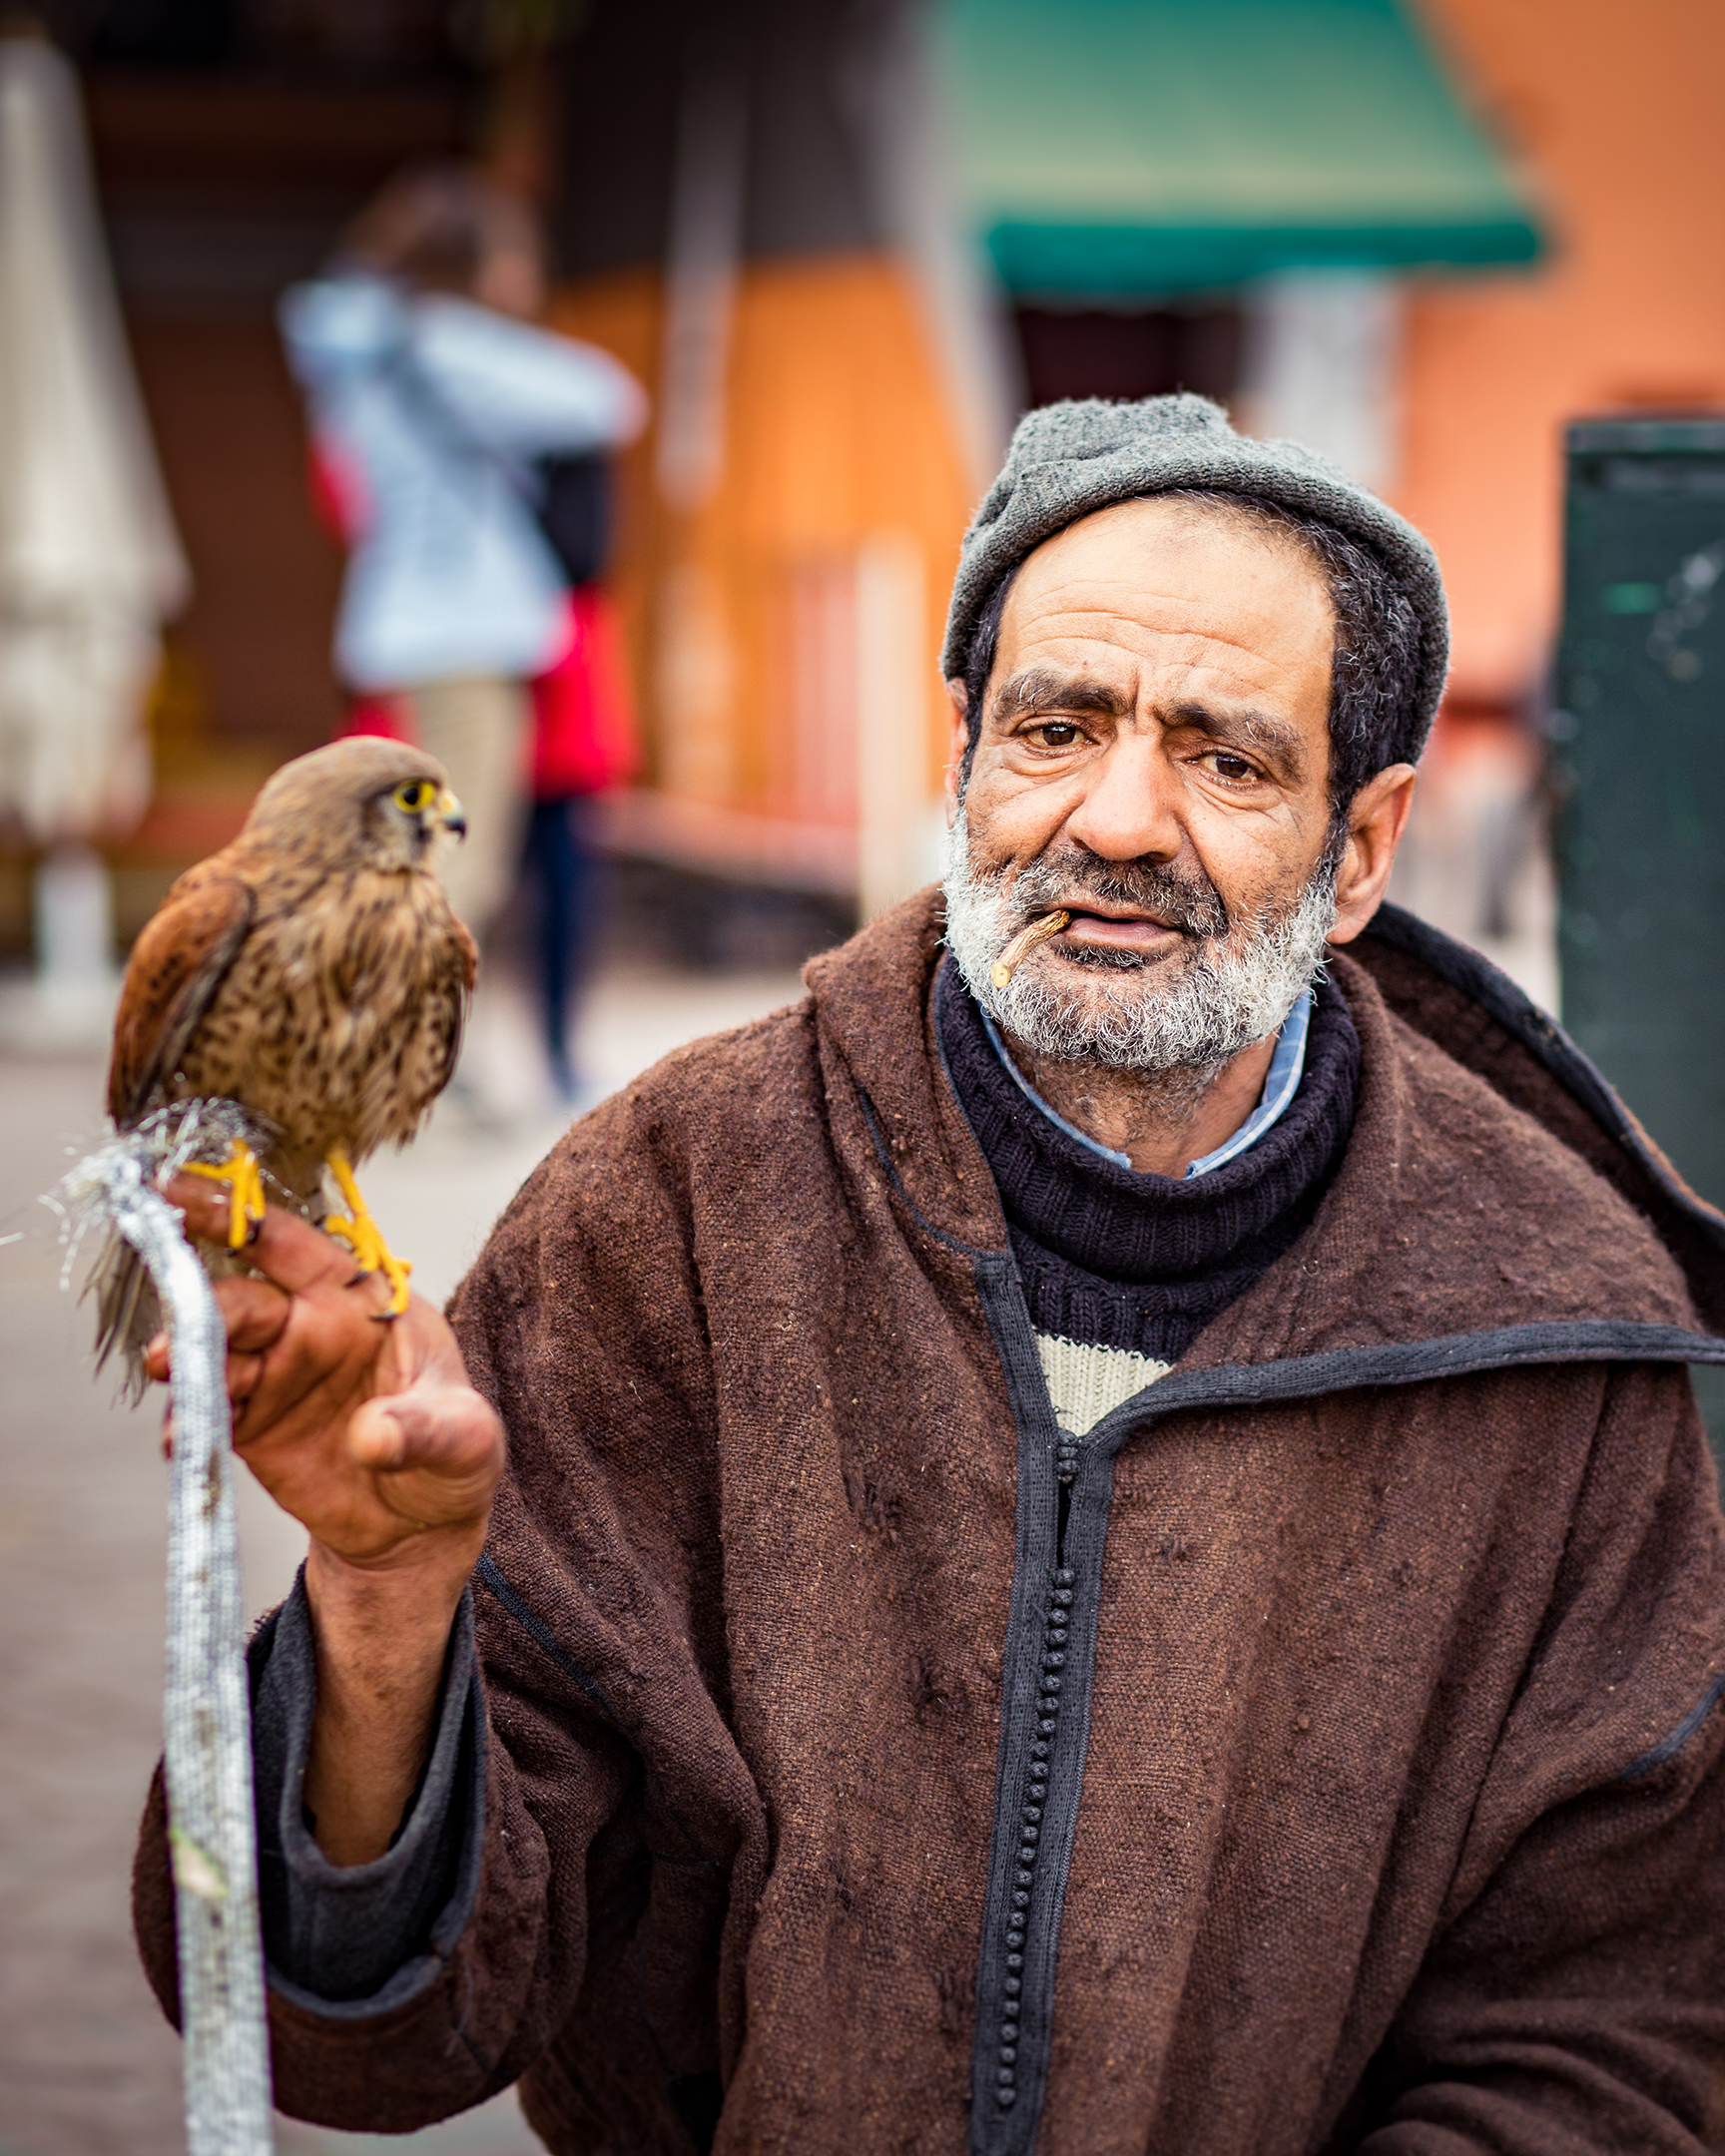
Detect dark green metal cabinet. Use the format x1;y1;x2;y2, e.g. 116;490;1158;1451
1557;420;1725;1458
1556;417;1725;1210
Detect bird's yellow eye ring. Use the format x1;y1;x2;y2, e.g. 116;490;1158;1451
392;780;436;813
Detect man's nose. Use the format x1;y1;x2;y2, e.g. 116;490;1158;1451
1061;732;1182;861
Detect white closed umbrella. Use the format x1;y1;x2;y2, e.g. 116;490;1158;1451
0;24;189;1031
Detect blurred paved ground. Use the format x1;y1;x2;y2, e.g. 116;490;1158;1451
0;959;803;2156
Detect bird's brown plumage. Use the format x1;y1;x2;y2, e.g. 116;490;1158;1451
95;737;477;1379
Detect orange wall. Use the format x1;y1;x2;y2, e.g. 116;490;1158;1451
551;254;971;841
1398;0;1725;705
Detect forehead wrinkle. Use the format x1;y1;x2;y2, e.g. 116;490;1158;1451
1021;537;1330;608
1022;509;1336;627
1012;598;1326;698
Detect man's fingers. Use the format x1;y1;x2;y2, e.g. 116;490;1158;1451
227;1348;267;1404
139;1221;491;1561
144;1274;298;1377
162;1176;245;1249
210;1274;295;1352
143;1279;328;1388
161;1176;358;1298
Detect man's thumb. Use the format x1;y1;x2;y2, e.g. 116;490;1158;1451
348;1399;410;1472
347;1385;504;1494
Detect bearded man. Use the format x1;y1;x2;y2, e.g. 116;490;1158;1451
136;397;1725;2155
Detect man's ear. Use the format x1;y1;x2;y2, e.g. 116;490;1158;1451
942;679;969;823
1326;764;1417;946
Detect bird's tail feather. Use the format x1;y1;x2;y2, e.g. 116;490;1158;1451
86;1228;162;1403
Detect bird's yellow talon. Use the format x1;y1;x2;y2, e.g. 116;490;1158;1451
322;1150;412;1315
181;1141;267;1251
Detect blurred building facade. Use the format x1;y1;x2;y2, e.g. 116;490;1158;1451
544;0;982;917
2;0;1720;969
0;0;473;951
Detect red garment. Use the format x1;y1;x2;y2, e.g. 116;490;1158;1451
527;587;639;800
306;434;368;544
334;691;410;743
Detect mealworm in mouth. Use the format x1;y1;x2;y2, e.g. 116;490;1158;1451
990;908;1072;988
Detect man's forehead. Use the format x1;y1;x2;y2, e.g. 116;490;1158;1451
994;496;1335;701
1007;495;1330;615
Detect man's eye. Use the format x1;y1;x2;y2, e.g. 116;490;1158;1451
1209;753;1256;782
1030;723;1082;749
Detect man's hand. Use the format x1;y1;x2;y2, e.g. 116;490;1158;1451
149;1177;502;1568
149;1178;506;1866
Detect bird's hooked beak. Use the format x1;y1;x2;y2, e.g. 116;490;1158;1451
436;788;467;841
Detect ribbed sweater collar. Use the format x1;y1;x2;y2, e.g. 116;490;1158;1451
934;955;1360;1289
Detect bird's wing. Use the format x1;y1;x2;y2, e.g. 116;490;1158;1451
108;868;257;1124
434;913;481;1095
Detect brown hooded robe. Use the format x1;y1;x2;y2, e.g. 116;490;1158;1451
138;895;1725;2155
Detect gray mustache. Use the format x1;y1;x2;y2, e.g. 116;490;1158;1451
1004;850;1229;941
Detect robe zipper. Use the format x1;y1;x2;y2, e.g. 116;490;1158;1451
959;1256;1725;2156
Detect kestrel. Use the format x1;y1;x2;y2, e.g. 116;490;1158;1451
93;737;476;1383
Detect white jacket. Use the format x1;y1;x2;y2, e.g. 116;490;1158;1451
280;273;646;691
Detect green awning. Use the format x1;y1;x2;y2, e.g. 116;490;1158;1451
938;0;1542;297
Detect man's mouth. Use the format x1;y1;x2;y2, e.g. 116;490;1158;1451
990;900;1197;988
1045;903;1191;957
979;848;1231;982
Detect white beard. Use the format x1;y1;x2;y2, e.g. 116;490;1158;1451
941;807;1339;1076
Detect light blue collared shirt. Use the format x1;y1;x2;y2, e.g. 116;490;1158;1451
979;988;1313;1180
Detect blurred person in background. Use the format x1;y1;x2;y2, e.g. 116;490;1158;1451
519;428;642;1101
280;165;646;1000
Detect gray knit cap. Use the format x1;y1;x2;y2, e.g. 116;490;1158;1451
941;394;1448;752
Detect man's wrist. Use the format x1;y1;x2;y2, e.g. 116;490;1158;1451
300;1533;478;1866
303;1526;479;1646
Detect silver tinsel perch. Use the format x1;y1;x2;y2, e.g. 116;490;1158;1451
55;1103;275;2155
